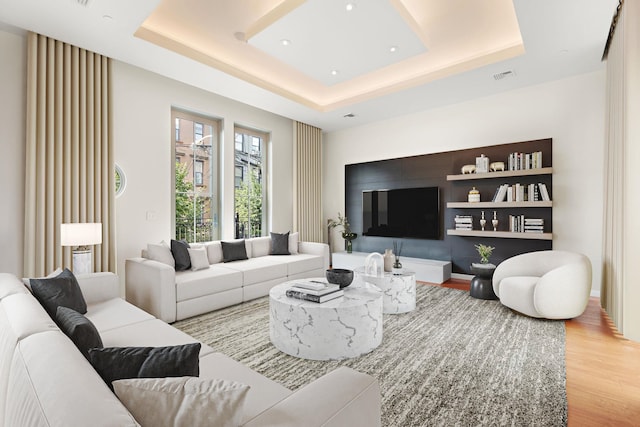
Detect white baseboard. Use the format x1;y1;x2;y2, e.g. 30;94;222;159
451;273;473;281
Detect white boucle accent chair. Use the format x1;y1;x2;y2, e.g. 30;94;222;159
492;250;592;319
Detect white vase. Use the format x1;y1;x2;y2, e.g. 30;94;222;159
383;249;394;272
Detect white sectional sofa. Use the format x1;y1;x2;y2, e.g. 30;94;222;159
126;236;329;323
0;271;381;426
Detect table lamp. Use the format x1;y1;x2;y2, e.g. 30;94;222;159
61;223;102;275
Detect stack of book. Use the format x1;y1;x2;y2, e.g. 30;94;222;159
285;280;344;303
524;218;545;233
454;215;473;230
508;216;546;233
507;151;543;170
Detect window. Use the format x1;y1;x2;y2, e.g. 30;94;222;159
195;160;203;186
194;122;203;142
234;126;268;239
234;165;244;188
172;109;221;243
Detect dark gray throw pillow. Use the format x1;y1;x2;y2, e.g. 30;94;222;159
30;268;87;318
221;240;248;263
270;232;290;255
171;239;191;271
88;343;201;391
56;306;103;360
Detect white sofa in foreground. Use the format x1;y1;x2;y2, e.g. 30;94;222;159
0;272;381;426
126;236;329;323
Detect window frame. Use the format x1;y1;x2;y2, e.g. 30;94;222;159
233;125;269;239
172;109;221;243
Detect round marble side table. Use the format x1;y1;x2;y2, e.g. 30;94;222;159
469;263;498;300
269;279;383;360
354;267;416;314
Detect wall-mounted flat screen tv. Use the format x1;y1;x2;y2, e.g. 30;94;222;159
362;187;440;239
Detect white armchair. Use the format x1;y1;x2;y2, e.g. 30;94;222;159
492;250;592;319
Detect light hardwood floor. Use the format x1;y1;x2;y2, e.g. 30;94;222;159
430;279;640;426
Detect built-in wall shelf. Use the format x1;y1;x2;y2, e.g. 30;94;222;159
446;167;553;181
447;201;553;208
447;229;553;241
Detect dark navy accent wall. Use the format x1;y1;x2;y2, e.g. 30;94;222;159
344;138;553;275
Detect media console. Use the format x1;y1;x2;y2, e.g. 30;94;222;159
332;251;452;284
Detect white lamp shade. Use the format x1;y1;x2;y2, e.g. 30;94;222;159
61;223;102;247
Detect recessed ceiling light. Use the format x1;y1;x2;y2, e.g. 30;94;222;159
331;70;339;76
344;113;356;118
389;46;398;53
346;3;356;12
280;39;291;46
102;15;113;21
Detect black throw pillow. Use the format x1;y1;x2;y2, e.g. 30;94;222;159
88;343;201;391
56;306;103;360
221;240;248;263
270;232;290;255
30;268;87;318
171;239;191;271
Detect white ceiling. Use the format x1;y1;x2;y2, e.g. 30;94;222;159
0;0;618;132
247;0;428;86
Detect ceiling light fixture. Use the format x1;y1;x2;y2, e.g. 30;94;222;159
344;113;356;118
389;46;398;53
280;39;291;46
331;70;339;76
345;3;356;12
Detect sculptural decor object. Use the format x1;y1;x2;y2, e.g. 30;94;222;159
461;164;476;174
392;241;403;273
326;269;354;288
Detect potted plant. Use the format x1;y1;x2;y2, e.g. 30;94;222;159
328;213;358;253
474;243;495;265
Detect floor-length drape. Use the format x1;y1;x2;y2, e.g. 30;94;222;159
24;32;115;277
601;0;640;341
293;122;323;243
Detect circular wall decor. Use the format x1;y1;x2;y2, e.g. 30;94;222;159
115;163;127;197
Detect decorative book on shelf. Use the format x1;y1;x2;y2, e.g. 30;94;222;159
509;215;545;233
285;288;344;303
508;151;543;171
492;183;551;202
454;215;473;230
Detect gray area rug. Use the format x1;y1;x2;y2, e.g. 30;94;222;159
175;285;567;426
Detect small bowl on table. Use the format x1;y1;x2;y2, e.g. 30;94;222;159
325;268;354;288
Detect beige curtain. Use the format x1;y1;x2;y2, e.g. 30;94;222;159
24;33;115;277
601;1;640;341
293;121;323;242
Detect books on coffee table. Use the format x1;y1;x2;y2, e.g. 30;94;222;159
289;282;340;296
285;288;344;303
292;279;331;291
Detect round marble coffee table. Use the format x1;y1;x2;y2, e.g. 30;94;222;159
355;267;416;314
269;279;383;360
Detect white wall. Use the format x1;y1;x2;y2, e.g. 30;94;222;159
112;62;294;287
0;26;26;276
323;70;606;294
